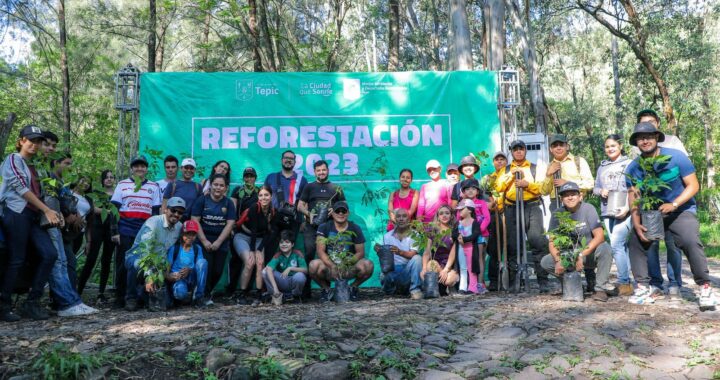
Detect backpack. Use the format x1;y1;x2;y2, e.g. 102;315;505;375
171;243;200;266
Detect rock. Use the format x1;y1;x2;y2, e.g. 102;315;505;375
86;365;111;380
299;360;350;380
448;350;491;363
335;341;358;354
417;369;465;380
627;344;654;356
384;367;404;380
518;347;561;364
550;356;570;370
645;354;686;371
205;347;236;373
446;360;479;372
638;368;682;379
510;366;545;380
423;334;449;347
464;367;487;379
619;362;642;378
588;356;617;373
230;366;253;380
684;365;715;380
488;327;527;339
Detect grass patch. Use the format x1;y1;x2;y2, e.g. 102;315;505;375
30;343;121;380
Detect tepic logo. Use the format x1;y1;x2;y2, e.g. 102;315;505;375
236;80;254;101
343;78;361;101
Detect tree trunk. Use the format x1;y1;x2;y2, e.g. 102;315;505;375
483;0;505;71
326;0;349;72
388;0;400;71
58;0;71;147
248;0;263;72
430;0;441;70
449;0;473;70
148;0;156;72
0;113;17;155
259;0;277;71
611;36;622;131
506;0;546;133
156;21;166;71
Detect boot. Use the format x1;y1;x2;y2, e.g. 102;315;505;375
584;270;596;295
19;299;50;320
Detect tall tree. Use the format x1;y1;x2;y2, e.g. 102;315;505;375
482;0;505;70
449;0;472;70
576;0;677;132
147;0;156;72
388;0;400;71
58;0;71;146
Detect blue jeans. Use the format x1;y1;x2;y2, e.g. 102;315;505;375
0;208;57;303
381;254;422;294
125;253;144;302
647;230;683;289
604;217;632;284
170;259;208;302
47;227;82;309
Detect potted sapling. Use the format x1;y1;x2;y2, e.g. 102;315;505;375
136;239;170;311
626;155;671;241
410;221;450;298
548;211;586;302
319;230;357;303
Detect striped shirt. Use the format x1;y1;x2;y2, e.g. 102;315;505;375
111;178;162;237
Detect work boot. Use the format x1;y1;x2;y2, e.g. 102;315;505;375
124;298;138;312
584;270;596;295
618;283;634;296
19;300;50;320
0;304;20;322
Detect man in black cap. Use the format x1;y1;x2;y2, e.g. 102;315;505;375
482;151;508;291
635;109;685;299
624;122;716;310
494;140;550;291
451;155;481;208
541;182;615;301
309;201;374;303
542;134;594;211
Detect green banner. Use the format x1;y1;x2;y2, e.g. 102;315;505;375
140;71;500;286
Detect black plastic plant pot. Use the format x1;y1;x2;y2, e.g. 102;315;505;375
313;207;329;226
148;287;167;312
423;271;440;299
641;210;665;241
562;270;584;302
334;278;351;303
39;196;61;229
377;245;395;274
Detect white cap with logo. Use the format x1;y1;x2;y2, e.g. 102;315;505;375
181;158;196;168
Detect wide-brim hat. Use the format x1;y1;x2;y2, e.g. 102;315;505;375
629;122;665;146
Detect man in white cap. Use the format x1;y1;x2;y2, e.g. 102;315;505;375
162;157;202;219
417;159;451;223
124;196;186;311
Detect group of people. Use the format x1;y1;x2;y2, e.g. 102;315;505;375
0;108;716;322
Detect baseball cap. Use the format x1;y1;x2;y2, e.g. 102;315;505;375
181;158;196;168
549;134;568;144
493;151;507;160
425;159;442;170
629;122;665;146
456;198;476;210
19;125;44;140
558;181;581;195
183;220;200;233
332;201;349;213
446;163;459;173
130;155;148;167
460;178;481;191
243;167;257;177
509;140;526;150
166;197;186;209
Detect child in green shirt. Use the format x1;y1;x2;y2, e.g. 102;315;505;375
262;230;308;304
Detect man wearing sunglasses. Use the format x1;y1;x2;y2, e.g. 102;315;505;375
309;201;374;303
123;197;186;311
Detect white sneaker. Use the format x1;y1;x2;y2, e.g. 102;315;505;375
628;285;659;305
410;289;424;300
699;284;717;311
667;286;681;300
58;303;98;317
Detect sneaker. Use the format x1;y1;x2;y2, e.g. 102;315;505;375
58;303;98;317
19;300;50;320
234;293;251;305
319;289;333;303
349;286;359;302
193;297;213;309
667;286;681;300
0;305;20;322
96;294;109;304
628;285;659;305
410;289;423;300
271;293;283;306
618;283;634;296
477;284;488;295
592;291;609;302
124;298;138;312
699;284;717;311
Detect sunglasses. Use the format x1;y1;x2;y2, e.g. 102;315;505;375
333;208;348;214
169;208;185;215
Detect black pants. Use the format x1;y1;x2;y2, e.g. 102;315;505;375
78;220;116;295
206;237;229;294
225;246;243;294
116;235;135;304
629;211;710;286
486;211;504;287
302;223;319;298
1;208;58;304
504;202;549;284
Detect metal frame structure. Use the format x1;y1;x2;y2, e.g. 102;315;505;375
114;64;141;179
498;66;521;150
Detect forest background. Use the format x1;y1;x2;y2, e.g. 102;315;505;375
1;0;718;256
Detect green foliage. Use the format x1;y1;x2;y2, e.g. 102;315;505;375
547;211;586;269
30;344;111;380
245;356;290;380
185;351;203;368
136;238;169;288
318;230;358;277
626;155;672;211
408;221;450;271
85;189;119;223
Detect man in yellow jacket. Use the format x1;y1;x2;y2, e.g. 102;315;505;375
494;140;550;292
542;134;594;211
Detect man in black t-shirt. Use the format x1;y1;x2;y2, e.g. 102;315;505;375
308;201;373;303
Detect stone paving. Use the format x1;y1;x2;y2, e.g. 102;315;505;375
1;258;719;379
